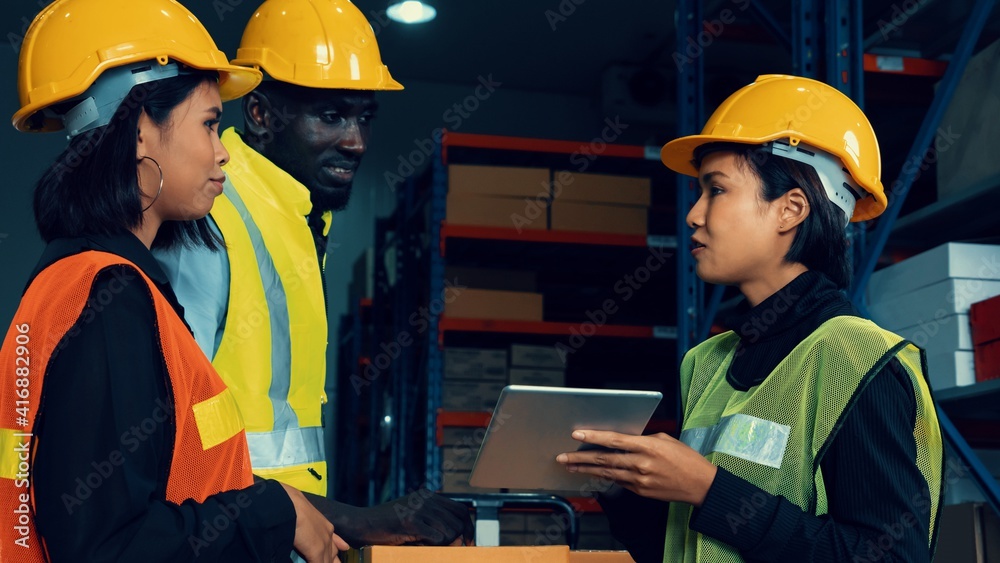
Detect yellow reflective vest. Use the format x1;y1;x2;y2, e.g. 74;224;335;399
209;128;331;495
664;316;943;562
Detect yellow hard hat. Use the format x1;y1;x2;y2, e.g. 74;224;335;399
13;0;262;133
233;0;404;91
661;74;886;222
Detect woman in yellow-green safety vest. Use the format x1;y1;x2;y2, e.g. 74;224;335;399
557;75;943;563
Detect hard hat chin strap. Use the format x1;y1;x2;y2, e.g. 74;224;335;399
768;140;865;227
58;61;183;139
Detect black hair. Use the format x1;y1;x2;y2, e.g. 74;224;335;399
33;69;223;250
693;142;852;289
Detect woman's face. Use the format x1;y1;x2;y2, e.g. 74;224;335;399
137;81;228;223
686;151;790;288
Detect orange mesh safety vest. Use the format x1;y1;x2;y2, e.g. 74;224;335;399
0;251;254;562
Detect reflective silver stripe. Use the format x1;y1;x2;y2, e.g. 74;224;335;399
246;427;326;469
680;413;790;469
223;183;297;432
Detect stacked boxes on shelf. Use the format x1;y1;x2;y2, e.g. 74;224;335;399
550;172;650;236
446;164;651;236
442;347;508;412
868;243;1000;390
509;344;567;387
443;265;545;322
447;164;549;230
970;295;1000;382
500;512;622;551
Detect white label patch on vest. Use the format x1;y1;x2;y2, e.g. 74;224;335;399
680;413;790;469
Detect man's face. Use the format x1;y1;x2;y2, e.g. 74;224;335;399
259;87;378;212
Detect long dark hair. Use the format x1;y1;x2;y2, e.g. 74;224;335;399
693;142;852;288
33;69;222;250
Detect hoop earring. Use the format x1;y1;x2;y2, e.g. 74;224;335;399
138;156;163;212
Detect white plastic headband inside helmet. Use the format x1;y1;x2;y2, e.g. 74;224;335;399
768;140;866;226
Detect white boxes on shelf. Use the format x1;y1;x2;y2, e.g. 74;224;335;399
867;243;1000;390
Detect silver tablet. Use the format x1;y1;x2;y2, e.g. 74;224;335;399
468;385;662;492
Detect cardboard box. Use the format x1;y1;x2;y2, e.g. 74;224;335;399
550;201;647;236
449;164;551;198
447;193;546;230
569;551;635;563
445;266;538;293
894;314;973;354
869;279;1000;332
931;502;1000;563
974;339;1000;382
442;446;478;472
440;426;486;447
936;38;1000;201
926;350;976;390
971;294;1000;345
445;289;544;322
353;545;570;563
511;344;567;369
868;243;1000;299
442;379;506;411
509;368;566;387
553;171;651;206
444;347;508;380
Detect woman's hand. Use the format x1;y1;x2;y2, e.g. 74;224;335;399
555;430;718;506
281;483;351;562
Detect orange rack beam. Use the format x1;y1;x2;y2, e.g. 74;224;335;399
441;223;648;255
436;410;493;446
441;130;649;164
863;53;948;77
438;318;655;345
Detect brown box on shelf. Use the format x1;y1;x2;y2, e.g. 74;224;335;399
446;193;546;231
932;502;1000;563
936;38;1000;202
442;379;506;412
441;446;478;472
445;288;544;322
509;367;565;387
445;266;538;293
569;552;635;563
511;343;567;369
449;164;550;198
554;171;651;206
444;347;508;380
351;546;570;563
550;201;647;235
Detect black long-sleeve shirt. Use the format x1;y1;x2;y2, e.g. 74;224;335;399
600;271;935;563
28;233;296;561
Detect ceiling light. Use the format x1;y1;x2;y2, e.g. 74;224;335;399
387;1;436;24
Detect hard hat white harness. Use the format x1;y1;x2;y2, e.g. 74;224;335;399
768;140;867;227
55;61;183;138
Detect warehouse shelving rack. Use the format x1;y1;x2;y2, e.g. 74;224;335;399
355;130;679;504
332;0;1000;523
677;0;1000;518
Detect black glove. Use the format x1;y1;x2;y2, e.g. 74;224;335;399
304;489;475;548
